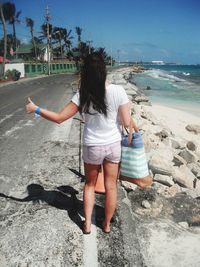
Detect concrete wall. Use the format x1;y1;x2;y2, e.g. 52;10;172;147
5;63;25;78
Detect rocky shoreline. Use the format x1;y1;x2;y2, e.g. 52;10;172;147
107;66;200;227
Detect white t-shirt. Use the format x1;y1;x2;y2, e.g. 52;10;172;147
71;84;129;146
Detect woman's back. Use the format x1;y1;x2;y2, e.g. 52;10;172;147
72;83;129;145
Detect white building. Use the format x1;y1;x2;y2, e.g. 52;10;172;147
151;60;164;65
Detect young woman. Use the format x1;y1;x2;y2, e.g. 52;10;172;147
26;53;132;234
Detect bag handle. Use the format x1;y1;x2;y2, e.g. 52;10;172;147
125;118;139;145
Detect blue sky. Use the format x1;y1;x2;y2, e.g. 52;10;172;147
1;0;200;64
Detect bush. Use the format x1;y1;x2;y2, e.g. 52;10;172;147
5;69;21;81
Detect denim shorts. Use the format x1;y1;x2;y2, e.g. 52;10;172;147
83;141;121;165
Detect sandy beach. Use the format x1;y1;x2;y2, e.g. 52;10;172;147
143;103;200;143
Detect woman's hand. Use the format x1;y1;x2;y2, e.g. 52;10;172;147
26;97;37;114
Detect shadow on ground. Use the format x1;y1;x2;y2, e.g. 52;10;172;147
0;183;105;229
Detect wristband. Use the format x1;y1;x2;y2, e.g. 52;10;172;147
35;106;41;115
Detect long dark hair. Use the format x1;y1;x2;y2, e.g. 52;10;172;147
79;52;107;116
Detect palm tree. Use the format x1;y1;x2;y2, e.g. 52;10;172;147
0;2;15;75
26;17;37;60
40;23;53;40
63;28;73;53
39;23;53;58
75;26;82;47
52;27;63;58
9;9;21;57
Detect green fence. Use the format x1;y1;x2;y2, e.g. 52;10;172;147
24;61;79;77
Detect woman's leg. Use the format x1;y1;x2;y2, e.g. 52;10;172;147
102;160;119;232
83;162;101;232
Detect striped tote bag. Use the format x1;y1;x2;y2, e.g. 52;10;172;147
120;121;151;187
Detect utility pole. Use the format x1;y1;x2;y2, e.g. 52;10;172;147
117;49;120;65
45;5;51;75
110;45;113;67
86;40;93;54
86;32;93;54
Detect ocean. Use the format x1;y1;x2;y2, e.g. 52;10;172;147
132;64;200;115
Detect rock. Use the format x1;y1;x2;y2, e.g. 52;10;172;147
155;147;174;162
185;187;200;198
178;221;189;229
186;141;196;151
186;124;200;134
134;95;149;103
141;200;151;209
167;184;182;197
152;181;167;192
178;149;198;164
195;180;200;190
169;137;186;149
149;154;173;176
125;89;137;96
155;129;169;140
139;101;151;106
188;215;200;227
146;86;151;90
187;163;200;178
121;181;137;192
153;174;174;186
172;154;187;167
172;165;196;189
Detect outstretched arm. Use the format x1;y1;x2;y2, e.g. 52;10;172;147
26;97;79;124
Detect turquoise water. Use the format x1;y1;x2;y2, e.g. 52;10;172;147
133;64;200;114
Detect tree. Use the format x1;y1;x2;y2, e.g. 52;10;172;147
9;8;21;57
63;28;73;53
39;23;53;58
0;2;16;75
75;26;82;47
52;27;63;58
51;27;73;59
26;17;37;60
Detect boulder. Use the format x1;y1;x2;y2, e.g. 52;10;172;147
155;129;169;140
153;174;174;187
178;149;198;164
167;184;182;197
134;95;149;103
172;165;196;189
187;163;200;178
171;138;185;149
120;180;137;192
185;124;200;134
172;154;187;167
186;141;196;151
149;154;173;176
